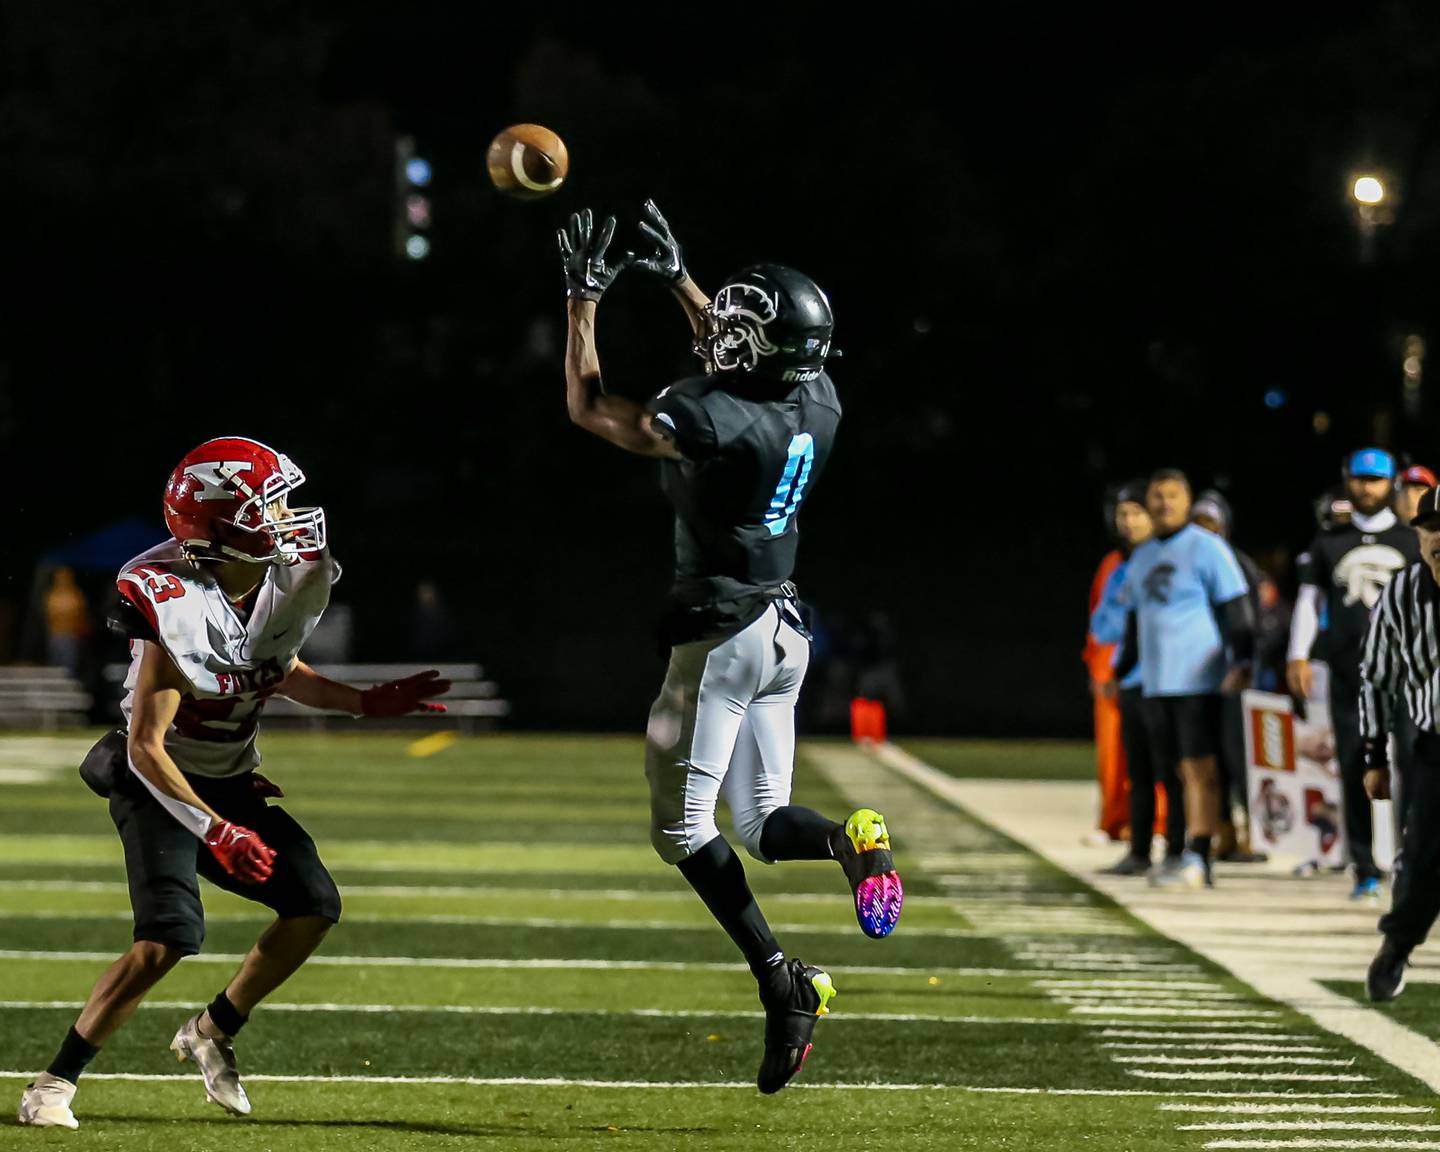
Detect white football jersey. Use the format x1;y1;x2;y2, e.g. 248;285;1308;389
117;539;338;778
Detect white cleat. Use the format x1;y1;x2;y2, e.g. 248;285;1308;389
170;1014;252;1116
18;1073;79;1129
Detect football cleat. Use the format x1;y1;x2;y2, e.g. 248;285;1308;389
17;1074;79;1129
757;959;837;1094
831;808;904;939
1350;877;1382;902
1099;853;1151;877
1367;939;1410;1003
170;1014;252;1116
1148;850;1209;889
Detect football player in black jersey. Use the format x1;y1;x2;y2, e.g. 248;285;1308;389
1287;448;1419;898
557;203;903;1093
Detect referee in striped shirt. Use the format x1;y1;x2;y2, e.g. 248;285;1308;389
1359;484;1440;1001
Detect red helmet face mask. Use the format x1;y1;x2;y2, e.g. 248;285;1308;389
163;437;327;565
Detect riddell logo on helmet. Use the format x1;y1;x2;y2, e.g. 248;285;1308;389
183;461;255;501
782;368;820;382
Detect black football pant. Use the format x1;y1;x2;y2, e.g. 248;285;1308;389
1330;663;1379;881
1121;687;1183;859
1381;731;1440;951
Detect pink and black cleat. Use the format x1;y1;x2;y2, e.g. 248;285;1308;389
831;809;904;939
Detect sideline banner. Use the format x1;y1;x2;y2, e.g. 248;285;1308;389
1243;668;1345;868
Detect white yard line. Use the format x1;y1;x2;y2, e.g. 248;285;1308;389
0;1070;1401;1098
0;999;1077;1027
1104;1044;1336;1054
0;948;1087;980
871;743;1440;1094
1119;1056;1355;1068
1202;1141;1440;1150
1162;1105;1432;1115
1103;1031;1313;1042
1129;1071;1371;1083
1183;1124;1440;1133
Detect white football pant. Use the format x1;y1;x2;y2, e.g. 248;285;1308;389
646;602;810;865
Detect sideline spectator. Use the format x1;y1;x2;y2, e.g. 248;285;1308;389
1397;464;1437;526
1190;490;1268;863
1287;448;1418;900
1114;469;1254;889
1091;481;1181;874
43;567;90;675
1083;488;1132;844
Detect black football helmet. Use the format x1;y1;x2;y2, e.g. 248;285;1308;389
697;264;834;380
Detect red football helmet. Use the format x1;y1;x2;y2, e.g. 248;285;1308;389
163;437;327;565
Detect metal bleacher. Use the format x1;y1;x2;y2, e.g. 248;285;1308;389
0;666;94;729
98;661;509;730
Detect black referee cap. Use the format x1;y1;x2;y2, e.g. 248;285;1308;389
1411;486;1440;528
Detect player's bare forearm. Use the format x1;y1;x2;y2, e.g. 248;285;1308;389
671;275;711;341
128;642;222;828
564;300;681;459
278;659;364;715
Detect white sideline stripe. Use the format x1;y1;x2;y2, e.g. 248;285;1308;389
0;1000;1076;1027
1203;1142;1440;1150
1102;1031;1311;1042
1161;1105;1433;1116
0;949;1086;980
0;1071;1397;1099
1120;1056;1354;1068
1129;1071;1371;1083
1104;1044;1335;1055
1183;1124;1440;1133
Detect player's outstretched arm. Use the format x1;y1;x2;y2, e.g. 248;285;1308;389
128;641;276;883
628;200;711;341
279;661;452;717
559;209;682;459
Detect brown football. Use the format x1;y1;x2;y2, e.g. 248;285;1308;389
486;124;569;200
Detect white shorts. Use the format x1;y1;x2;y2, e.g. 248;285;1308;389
645;602;810;864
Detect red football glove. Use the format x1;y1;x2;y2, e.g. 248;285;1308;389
205;820;277;885
360;670;452;717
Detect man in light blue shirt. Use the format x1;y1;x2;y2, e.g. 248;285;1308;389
1114;469;1255;888
1091;481;1185;875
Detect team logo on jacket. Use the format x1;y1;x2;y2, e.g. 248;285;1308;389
1333;544;1408;608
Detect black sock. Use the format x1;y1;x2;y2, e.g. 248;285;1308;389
758;807;843;862
677;837;784;979
204;991;248;1038
47;1026;100;1084
1187;835;1212;860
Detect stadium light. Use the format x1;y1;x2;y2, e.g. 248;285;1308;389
1352;175;1385;205
394;136;433;262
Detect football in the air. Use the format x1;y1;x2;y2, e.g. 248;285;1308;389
486;123;568;200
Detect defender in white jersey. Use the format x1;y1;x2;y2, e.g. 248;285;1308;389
18;437;451;1131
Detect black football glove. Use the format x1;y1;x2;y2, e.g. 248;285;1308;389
557;209;625;301
627;199;686;284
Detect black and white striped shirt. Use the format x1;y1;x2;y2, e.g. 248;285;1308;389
1360;562;1440;738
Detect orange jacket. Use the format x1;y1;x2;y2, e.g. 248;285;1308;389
1082;549;1123;683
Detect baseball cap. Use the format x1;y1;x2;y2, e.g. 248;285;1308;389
1347;447;1397;479
1402;464;1437;488
1410;486;1440;528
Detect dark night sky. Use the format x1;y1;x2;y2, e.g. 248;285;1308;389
6;3;1440;734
